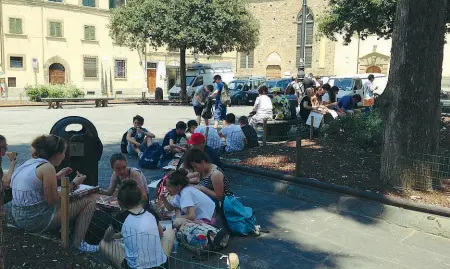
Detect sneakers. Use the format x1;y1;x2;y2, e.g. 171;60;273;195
138;152;144;159
78;241;99;253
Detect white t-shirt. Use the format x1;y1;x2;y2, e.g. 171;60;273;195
170;186;215;221
194;126;223;150
363;81;375;97
220;124;246;152
254;95;273;118
120;211;167;268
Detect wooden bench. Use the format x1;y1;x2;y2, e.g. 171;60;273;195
258;118;301;145
41;98;115;109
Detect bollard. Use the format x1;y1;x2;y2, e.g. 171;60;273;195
295;120;302;177
310;116;314;140
61;177;70;250
263;118;268;147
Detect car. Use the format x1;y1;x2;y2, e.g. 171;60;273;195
327;73;387;100
259;78;292;98
228;77;266;105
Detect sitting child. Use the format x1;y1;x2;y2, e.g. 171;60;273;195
126;115;155;158
238;116;259;148
159;169;216;228
219;113;246;153
100;180;174;269
99;153;149;205
158;121;187;168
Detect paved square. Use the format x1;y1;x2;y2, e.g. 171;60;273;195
3;104;450;268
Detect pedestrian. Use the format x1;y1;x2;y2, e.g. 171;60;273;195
210;75;227;129
192;84;212;125
363;74;378;98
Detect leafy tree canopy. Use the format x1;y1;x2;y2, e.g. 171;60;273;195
108;0;260;54
318;0;450;44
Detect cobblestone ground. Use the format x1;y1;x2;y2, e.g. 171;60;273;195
3;104;450;268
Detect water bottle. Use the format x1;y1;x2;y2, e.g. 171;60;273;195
172;237;178;254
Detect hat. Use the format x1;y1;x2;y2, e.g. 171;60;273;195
271;87;282;93
187;133;206;145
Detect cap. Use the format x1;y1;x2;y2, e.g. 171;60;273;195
187;133;206;145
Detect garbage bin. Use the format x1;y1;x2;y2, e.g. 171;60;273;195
155;87;163;101
50;116;103;186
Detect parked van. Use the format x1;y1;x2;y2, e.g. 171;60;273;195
168;63;234;100
327;73;387;100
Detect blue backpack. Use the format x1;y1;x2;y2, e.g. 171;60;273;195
138;143;162;170
223;195;257;236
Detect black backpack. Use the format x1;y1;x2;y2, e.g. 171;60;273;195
121;129;136;153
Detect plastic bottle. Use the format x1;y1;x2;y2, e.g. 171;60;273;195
172;237;178;254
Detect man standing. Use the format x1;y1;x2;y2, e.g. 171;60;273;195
192;85;212;125
363;74;378;98
210;75;227;129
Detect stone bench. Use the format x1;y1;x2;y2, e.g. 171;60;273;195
41;97;115;109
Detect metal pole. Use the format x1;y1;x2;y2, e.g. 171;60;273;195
299;0;307;65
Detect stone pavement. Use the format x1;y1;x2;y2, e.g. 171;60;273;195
2;104;450;268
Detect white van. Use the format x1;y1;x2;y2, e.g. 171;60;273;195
168;63;234;100
327;73;387;100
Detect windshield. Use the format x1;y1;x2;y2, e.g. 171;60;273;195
186;76;196;86
228;81;246;91
329;78;353;91
264;81;278;89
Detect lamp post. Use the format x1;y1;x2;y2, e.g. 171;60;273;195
297;0;307;83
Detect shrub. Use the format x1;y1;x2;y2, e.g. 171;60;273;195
26;84;84;101
321;110;384;148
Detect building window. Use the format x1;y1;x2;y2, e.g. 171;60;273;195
114;59;127;79
109;0;125;8
147;62;157;69
297;7;314;68
8;77;17;87
239;51;254;69
82;0;96;7
84;25;96;40
10;56;24;68
9;18;23;34
49;21;63;38
83;56;98;78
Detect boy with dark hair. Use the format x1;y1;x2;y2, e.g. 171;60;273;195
219;113;246;153
158;121;188;168
239;116;259;148
337;94;362;114
210;75;227;128
126;115;155;158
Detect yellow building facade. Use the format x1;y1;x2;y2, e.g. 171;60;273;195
0;0;236;98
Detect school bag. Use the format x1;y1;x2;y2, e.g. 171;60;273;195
120;128;137;154
201;96;214;120
220;82;231;107
176;222;230;256
223;195;258;236
138;143;162;169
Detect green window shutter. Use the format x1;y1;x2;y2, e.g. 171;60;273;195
9;18;23;34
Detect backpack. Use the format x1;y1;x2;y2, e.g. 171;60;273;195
138;143;162;169
223;195;258;236
220;82;231;107
176;222;230;256
120;129;136;154
201;97;214;120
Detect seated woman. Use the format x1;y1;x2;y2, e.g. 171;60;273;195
99;153;148;204
249;86;273;130
183;148;232;201
299;88;316;122
1;135;18;203
159;169;215;228
100;180;174;269
271;87;291;120
10;135;98;252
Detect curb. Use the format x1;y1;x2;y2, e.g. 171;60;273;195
224;163;450;218
0;100;191;108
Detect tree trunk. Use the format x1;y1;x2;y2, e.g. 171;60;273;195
380;0;447;190
179;48;187;101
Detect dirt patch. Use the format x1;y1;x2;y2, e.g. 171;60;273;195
3;224;109;269
224;117;450;208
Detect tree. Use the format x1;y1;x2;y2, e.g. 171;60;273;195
380;0;447;190
109;0;259;101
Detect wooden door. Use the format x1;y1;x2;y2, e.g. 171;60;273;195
147;69;157;94
366;66;382;73
266;65;281;79
49;70;65;84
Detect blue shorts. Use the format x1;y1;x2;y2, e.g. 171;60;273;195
127;142;147;154
214;102;227;120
